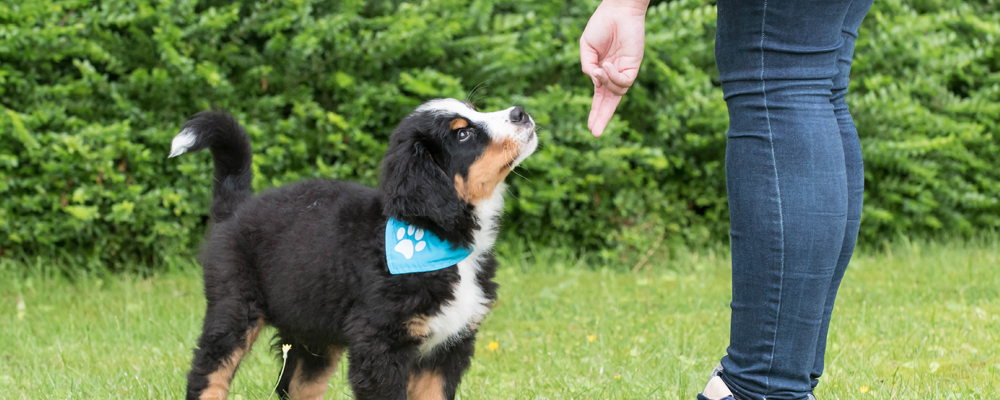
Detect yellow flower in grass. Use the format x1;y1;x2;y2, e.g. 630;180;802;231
860;386;870;394
488;341;499;352
614;374;621;380
587;335;596;343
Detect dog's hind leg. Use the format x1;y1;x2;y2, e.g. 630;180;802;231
185;299;264;400
274;343;345;400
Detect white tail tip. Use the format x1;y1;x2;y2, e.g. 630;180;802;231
168;128;196;158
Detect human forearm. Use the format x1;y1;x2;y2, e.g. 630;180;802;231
601;0;650;12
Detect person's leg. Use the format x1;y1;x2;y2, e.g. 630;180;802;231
810;0;874;390
713;1;855;399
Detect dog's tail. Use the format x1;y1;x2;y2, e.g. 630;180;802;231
169;111;253;222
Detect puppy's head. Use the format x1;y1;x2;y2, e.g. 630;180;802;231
381;98;538;245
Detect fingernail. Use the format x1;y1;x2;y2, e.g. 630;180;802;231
590;75;599;86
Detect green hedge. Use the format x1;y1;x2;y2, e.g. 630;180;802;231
1;0;998;269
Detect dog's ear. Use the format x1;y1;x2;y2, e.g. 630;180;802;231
380;122;468;233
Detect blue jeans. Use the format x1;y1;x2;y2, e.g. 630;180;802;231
713;0;873;399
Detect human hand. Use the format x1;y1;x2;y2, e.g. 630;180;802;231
580;0;648;137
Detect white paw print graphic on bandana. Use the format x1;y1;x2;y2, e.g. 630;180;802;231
394;225;426;260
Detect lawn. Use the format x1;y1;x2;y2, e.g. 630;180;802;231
1;237;997;399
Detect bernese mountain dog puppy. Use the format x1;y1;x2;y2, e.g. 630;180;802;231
169;99;537;400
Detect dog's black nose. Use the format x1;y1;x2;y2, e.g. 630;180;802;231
509;106;529;125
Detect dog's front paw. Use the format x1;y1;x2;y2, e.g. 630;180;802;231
393;225;426;260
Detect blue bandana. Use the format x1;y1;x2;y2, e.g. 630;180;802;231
385;217;473;274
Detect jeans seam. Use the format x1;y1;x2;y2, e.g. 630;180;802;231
758;0;785;398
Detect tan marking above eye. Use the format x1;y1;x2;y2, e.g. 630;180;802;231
453;138;521;204
450;118;468;130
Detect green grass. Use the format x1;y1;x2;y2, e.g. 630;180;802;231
1;237;998;399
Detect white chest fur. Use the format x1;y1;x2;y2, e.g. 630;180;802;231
418;187;505;355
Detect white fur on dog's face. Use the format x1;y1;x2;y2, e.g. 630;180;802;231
416;98;538;169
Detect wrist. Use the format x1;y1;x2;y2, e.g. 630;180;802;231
602;0;650;12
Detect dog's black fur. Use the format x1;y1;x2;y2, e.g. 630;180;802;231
175;100;534;400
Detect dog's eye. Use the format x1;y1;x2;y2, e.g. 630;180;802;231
458;128;474;142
